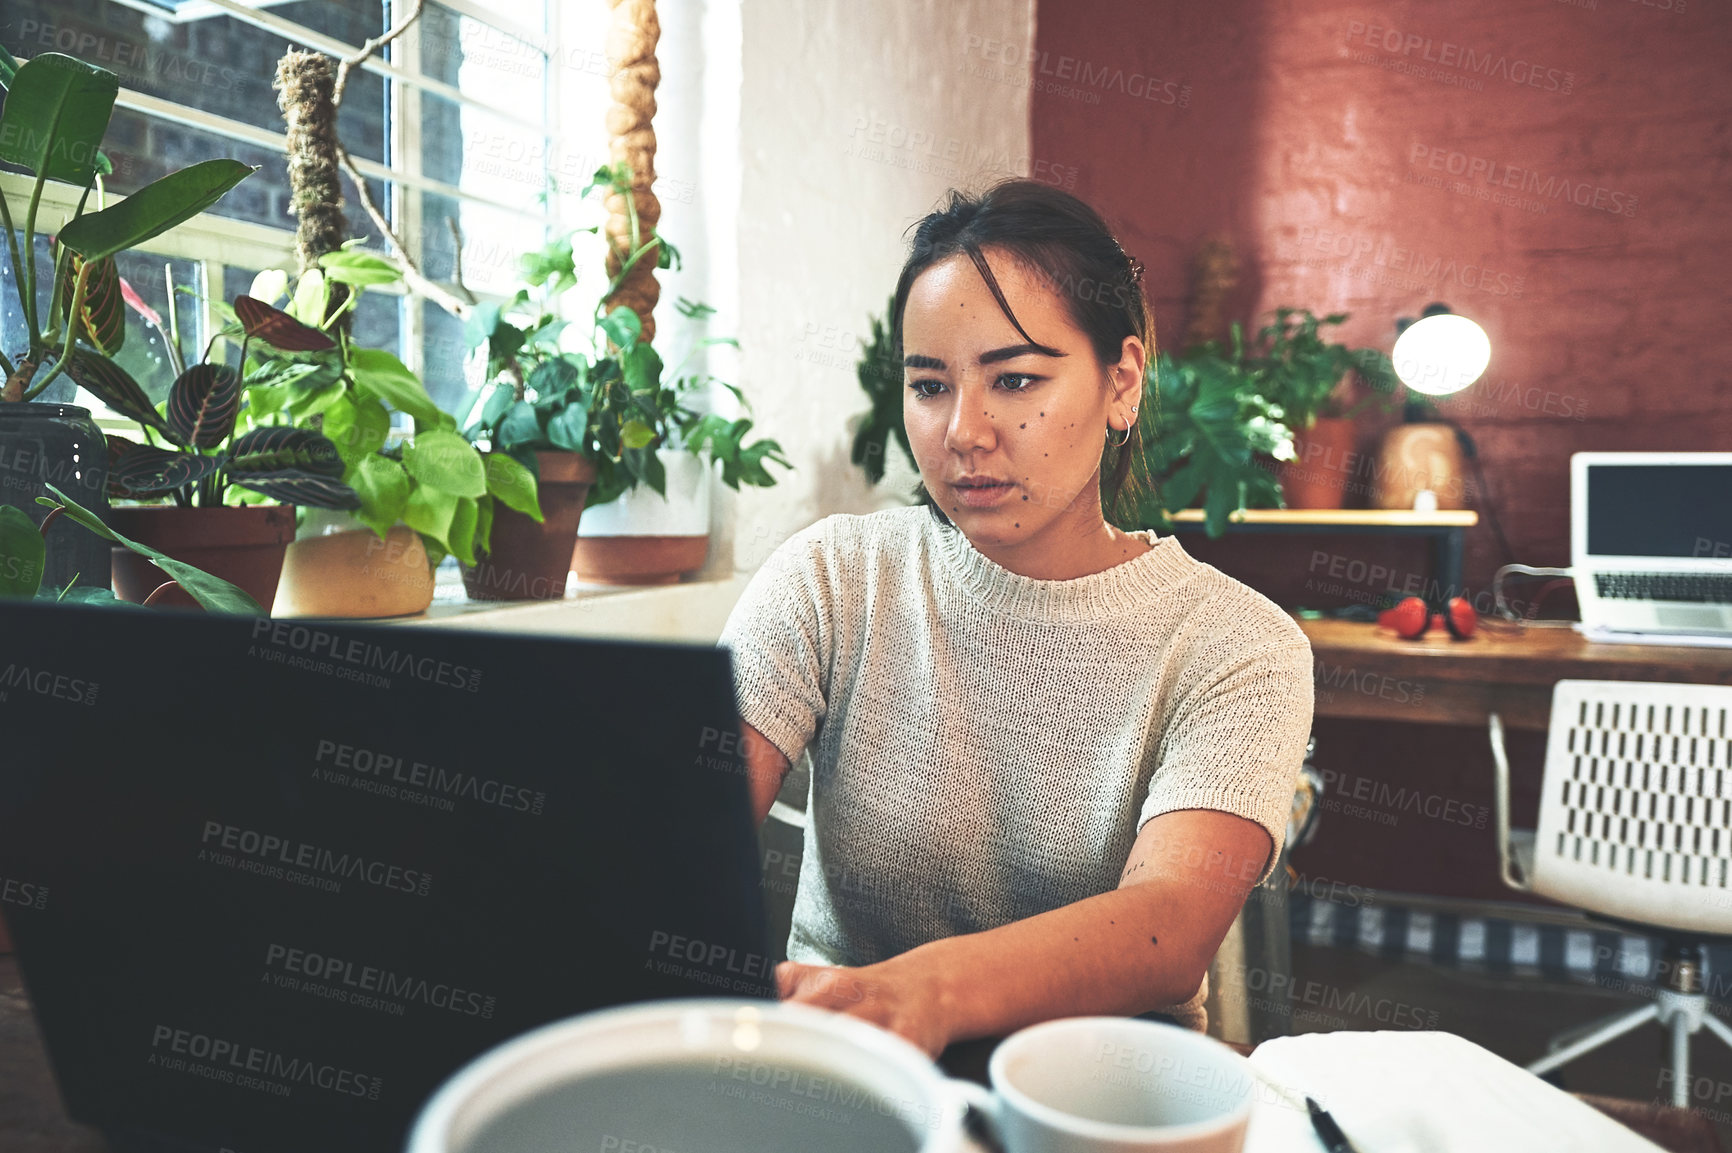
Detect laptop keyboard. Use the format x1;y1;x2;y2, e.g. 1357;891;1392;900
1594;572;1732;603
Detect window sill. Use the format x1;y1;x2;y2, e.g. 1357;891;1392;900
380;559;750;644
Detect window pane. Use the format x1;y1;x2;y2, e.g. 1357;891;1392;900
0;236;197;412
107;252;203;407
418;190;547;300
3;1;386;157
422;298;479;420
4;1;388;230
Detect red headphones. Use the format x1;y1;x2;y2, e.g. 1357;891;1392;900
1377;595;1479;640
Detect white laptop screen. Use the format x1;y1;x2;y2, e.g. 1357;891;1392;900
1587;463;1732;559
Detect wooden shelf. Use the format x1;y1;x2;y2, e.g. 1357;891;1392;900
1168;508;1478;527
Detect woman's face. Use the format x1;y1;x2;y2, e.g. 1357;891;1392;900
901;247;1143;563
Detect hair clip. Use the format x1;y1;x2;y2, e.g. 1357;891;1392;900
1124;255;1145;283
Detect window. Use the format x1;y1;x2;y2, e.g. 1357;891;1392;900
3;0;630;424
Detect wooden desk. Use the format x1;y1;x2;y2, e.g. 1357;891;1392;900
1296;616;1732;731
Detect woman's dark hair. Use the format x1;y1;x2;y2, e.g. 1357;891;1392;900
891;179;1157;530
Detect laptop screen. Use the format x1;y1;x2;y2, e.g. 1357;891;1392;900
1587;463;1732;559
0;601;775;1153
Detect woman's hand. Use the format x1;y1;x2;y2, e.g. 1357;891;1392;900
775;956;954;1059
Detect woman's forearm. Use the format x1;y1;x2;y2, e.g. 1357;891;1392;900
893;882;1204;1045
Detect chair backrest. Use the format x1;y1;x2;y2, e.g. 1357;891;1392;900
1532;679;1732;935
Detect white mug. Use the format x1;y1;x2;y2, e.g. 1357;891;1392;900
405;998;981;1153
404;1001;1253;1153
955;1016;1256;1153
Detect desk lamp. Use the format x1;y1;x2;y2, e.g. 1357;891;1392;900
1371;303;1490;511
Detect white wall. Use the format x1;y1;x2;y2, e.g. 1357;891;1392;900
714;0;1038;575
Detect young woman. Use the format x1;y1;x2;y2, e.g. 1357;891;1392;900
718;179;1314;1059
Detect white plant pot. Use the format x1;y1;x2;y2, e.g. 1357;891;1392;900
571;448;714;585
577;448;712;537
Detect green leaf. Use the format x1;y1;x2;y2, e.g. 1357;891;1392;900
403;429;486;499
479;383;515;428
347;347;441;426
620;420;655;450
600;306;641;352
0;505;46;598
483;452;543;522
318;248;403;287
348;452;409;534
464;301;502;353
317;395;386;468
249;268;290;306
292;267;329;326
0;42;21;92
622;343;662;392
545;402;589;452
57;251;125;356
497;400;541;448
167;364;242;447
58;159;255;263
285;381;346;423
37;484;265;614
109;444;223;499
527;354;584;399
402;483;458;547
447;496;479;567
473;492;495;556
63;348;176;437
0;53;118;185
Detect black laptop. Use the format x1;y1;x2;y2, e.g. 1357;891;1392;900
0;599;775;1153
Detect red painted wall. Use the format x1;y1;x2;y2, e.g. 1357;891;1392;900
1032;0;1732;898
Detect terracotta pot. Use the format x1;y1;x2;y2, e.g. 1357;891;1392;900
272;523;435;618
462;451;597;601
1281;417;1358;509
571;535;711;586
110;505;296;610
1372;422;1467;510
572;449;712;585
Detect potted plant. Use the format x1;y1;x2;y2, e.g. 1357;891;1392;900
1131;328;1294;538
847;299;912;487
0;47;252;591
455;237;593;601
1248;308;1397;510
1;483;265;613
466;165;790;589
232;259;538;616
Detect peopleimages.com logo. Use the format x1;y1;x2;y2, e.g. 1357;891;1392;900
247;620;482;692
148;1023;383;1100
263;942;498;1019
198;820;433;897
0;661;99;706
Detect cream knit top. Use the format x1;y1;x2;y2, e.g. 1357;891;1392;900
717;504;1315;1029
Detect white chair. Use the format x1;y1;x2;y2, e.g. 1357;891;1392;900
1489;679;1732;1104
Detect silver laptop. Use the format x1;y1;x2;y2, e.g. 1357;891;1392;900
1572;452;1732;634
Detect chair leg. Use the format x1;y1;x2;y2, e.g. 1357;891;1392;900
1527;1004;1658;1079
1668;1008;1692;1108
1547;1004;1651;1054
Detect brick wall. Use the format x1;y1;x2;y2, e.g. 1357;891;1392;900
1031;0;1731;899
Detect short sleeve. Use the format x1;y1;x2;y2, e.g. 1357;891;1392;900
715;522;835;767
1138;636;1314;885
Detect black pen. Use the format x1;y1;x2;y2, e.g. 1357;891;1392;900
1306;1095;1357;1153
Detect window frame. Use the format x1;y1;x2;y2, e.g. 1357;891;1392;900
4;0;582;427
